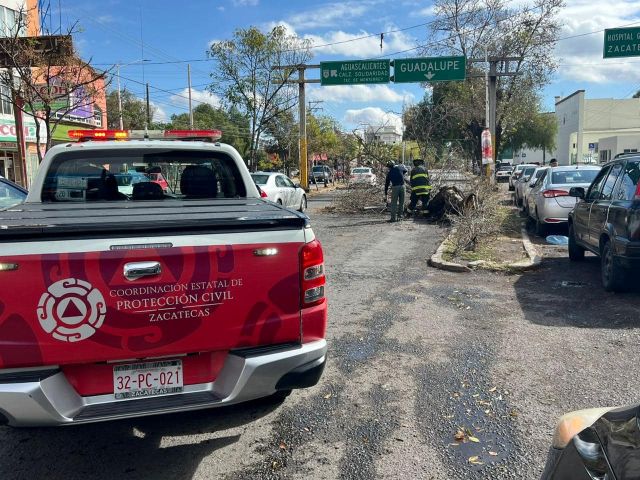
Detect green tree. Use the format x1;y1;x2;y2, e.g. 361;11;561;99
423;0;564;168
264;109;298;174
503;111;557;153
208;26;312;169
106;89;153;130
166;103;251;156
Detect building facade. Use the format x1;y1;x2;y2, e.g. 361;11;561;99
364;125;402;145
0;0;107;187
554;90;640;165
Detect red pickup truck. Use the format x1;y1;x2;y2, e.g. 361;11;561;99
0;130;327;426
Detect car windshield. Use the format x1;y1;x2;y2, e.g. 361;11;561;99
353;168;370;173
312;166;324;172
551;169;600;184
498;166;512;171
0;180;26;209
251;174;270;185
522;167;537;176
41;149;246;202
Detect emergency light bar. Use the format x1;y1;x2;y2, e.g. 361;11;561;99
68;129;223;142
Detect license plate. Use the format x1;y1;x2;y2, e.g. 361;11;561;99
113;359;183;399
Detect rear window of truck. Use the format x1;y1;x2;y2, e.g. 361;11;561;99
41;148;247;202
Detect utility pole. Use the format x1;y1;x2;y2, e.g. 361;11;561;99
187;64;194;130
272;64;321;191
145;82;150;131
117;64;123;130
469;56;522;179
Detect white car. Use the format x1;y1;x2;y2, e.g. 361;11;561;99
349;167;377;186
251;172;307;212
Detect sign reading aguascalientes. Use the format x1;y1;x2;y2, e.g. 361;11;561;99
320;60;390;86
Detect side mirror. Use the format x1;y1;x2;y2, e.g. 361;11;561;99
294;183;301;189
522;175;531;182
569;187;585;199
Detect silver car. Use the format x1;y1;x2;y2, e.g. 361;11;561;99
509;164;537;191
526;165;601;235
520;167;549;213
514;165;538;207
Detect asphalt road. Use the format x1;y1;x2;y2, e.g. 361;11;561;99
1;189;640;479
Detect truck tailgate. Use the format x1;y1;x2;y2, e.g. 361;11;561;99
0;201;307;369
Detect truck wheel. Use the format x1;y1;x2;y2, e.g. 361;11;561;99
568;224;585;261
601;241;627;292
298;195;307;212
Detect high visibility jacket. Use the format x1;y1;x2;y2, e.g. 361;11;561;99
410;166;432;195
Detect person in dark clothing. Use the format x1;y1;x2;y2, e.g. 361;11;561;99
384;161;405;222
407;158;432;214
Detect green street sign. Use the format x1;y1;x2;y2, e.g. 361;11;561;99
603;27;640;58
393;56;466;83
320;60;390;86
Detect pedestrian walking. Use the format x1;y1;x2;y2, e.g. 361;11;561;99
407;158;432;215
384;161;405;222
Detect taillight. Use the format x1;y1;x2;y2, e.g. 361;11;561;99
634;182;640;200
543;189;569;198
260;190;268;198
300;239;326;307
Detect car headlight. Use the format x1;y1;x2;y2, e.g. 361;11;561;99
552;407;616;449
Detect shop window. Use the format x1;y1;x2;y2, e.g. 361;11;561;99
0;84;12;115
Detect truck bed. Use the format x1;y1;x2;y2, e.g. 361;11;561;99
0;199;307;240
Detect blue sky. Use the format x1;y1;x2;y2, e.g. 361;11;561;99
48;0;640;131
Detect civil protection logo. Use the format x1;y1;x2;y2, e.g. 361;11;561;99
37;278;106;342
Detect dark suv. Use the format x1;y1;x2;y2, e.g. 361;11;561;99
309;165;334;185
568;155;640;291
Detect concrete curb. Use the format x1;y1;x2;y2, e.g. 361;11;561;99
428;225;543;273
428;229;472;272
510;226;543;271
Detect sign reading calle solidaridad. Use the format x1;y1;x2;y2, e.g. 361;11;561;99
320;60;390;86
320;56;467;86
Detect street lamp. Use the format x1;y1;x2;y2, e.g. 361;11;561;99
116;59;149;130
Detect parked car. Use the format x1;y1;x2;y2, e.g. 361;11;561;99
541;403;640;480
148;171;170;192
349;167;377;186
309;165;334;185
568;156;640;291
527;165;601;235
496;164;513;182
520;166;549;213
514;165;538;207
0;176;27;210
509;164;536;191
0;129;327;426
251;171;307;212
114;170;151;196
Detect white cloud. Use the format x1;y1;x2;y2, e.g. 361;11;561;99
170;88;221;109
232;0;258;6
217;6;225;11
150;102;168;123
553;0;640;84
343;107;403;130
309;84;414;104
286;1;374;30
266;20;416;58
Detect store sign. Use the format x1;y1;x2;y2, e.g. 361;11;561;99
0;117;47;144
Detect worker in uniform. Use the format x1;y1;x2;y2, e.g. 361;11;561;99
407;158;432;215
384;161;405;222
